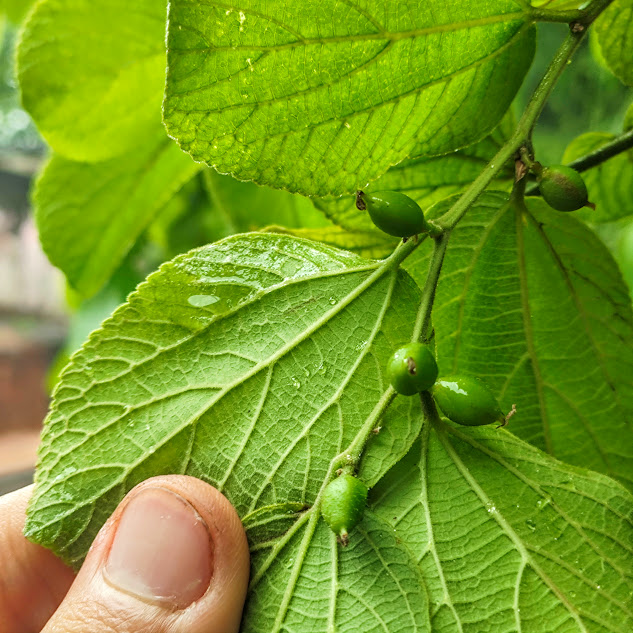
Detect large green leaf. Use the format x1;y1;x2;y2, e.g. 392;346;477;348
562;132;633;223
163;0;535;196
315;113;515;233
26;234;424;567
406;193;633;490
595;0;633;87
34;134;201;297
372;418;633;633
24;230;633;631
17;0;166;160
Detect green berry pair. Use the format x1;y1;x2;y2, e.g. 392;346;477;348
386;344;512;427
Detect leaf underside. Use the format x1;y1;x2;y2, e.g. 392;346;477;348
406;193;633;490
164;0;535;196
26;230;633;632
26;234;424;566
372;420;633;633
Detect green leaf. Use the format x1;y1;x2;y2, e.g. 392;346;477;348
26;234;424;567
372;419;633;633
203;169;330;231
261;225;397;259
315;113;515;232
562;132;633;223
1;0;35;23
34;134;201;297
17;0;166;161
163;0;535;196
595;0;633;87
406;193;633;490
244;510;430;632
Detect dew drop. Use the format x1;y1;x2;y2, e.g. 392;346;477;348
525;519;537;531
188;294;220;307
344;121;351;129
485;501;497;514
328;297;337;305
291;377;301;389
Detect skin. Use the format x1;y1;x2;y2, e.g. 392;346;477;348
0;476;250;633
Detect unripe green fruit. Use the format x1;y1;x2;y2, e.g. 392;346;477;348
387;343;438;396
537;165;589;212
432;375;505;427
321;474;368;545
356;190;430;237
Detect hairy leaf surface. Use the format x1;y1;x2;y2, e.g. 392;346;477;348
17;0;166;160
164;0;535;195
563;132;633;223
34;135;201;297
26;234;424;567
244;509;430;632
406;193;633;489
372;419;633;633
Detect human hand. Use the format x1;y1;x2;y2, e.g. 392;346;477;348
0;475;250;633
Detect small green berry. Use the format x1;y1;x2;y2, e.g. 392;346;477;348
387;343;438;396
432;375;507;427
537;165;589;212
321;474;368;546
356;190;431;238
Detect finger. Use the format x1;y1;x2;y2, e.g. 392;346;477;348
0;485;75;633
43;475;250;633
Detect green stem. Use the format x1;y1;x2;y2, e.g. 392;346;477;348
525;128;633;196
436;27;586;231
531;8;584;23
335;387;398;473
581;0;616;23
412;233;450;343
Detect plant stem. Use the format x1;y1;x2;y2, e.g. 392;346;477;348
581;0;616;23
420;390;442;425
436;27;586;231
335;387;398;474
412;233;450;343
531;8;584;23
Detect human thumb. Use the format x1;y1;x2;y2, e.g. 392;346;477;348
42;475;250;633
